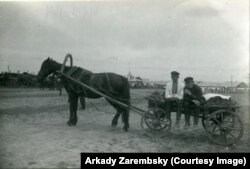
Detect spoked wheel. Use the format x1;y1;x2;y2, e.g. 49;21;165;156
204;109;244;146
141;108;171;137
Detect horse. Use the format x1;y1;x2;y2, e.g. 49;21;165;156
37;54;130;131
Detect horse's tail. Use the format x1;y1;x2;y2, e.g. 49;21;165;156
120;76;130;105
121;77;130;125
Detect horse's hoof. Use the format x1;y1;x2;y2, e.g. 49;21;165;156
67;121;73;126
71;121;77;126
123;123;129;132
111;126;117;131
123;127;128;132
111;121;118;127
67;120;77;126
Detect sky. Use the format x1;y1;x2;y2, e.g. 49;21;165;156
0;0;249;82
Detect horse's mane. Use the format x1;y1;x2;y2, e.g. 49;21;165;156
48;57;93;75
80;67;93;74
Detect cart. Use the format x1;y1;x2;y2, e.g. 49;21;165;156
141;93;244;146
57;54;244;146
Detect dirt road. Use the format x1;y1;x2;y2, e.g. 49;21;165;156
0;88;249;168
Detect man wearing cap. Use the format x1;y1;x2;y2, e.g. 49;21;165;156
164;71;184;128
183;77;203;129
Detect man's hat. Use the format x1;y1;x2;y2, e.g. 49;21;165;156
184;77;194;83
171;71;180;76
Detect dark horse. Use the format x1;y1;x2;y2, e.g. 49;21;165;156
37;54;130;131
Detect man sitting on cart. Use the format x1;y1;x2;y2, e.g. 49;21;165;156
183;77;203;130
164;71;185;128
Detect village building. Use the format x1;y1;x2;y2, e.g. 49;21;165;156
198;81;249;94
126;72;144;88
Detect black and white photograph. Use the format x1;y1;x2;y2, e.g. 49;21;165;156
0;0;249;168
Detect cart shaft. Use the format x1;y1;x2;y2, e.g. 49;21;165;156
57;71;146;115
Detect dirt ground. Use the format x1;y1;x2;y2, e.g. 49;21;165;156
0;88;249;168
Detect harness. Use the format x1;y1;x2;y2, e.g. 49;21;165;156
58;54;116;97
105;73;113;93
89;73;116;96
60;66;91;94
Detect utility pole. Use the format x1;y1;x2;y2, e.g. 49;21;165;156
129;61;131;73
248;73;250;83
115;57;118;73
230;74;233;87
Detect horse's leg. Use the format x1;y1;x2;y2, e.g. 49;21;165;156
119;80;130;131
67;94;79;126
120;80;130;131
113;105;130;131
112;111;121;127
120;107;130;132
80;97;85;109
105;98;121;128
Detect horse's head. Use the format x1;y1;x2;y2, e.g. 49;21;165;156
37;57;56;82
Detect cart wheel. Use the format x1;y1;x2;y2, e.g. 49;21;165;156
141;108;171;137
204;109;244;146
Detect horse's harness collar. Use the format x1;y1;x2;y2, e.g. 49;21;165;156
61;66;88;94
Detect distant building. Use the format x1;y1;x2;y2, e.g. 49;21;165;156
198;81;222;93
126;72;144;88
199;81;249;93
236;82;248;89
235;82;249;93
141;78;154;87
151;81;168;89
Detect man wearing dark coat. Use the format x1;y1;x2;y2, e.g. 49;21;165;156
183;77;202;129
